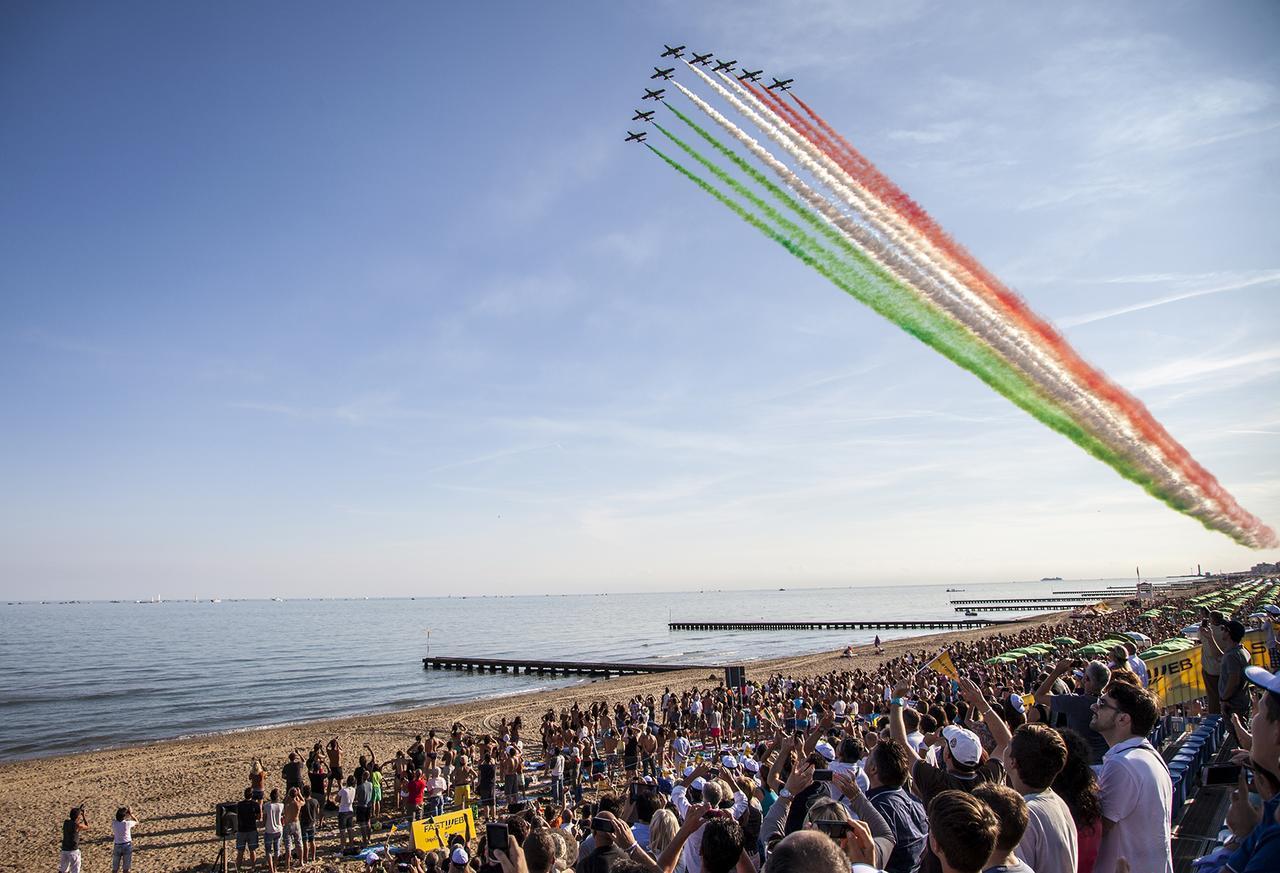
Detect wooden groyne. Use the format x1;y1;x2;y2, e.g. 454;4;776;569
950;596;1101;605
953;604;1076;613
422;656;714;677
667;619;1007;631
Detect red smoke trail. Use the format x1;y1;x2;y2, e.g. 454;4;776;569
780;90;1273;546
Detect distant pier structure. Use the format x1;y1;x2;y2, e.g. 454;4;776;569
422;656;714;678
667;618;1008;631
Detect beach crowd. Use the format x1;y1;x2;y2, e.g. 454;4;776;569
56;579;1280;873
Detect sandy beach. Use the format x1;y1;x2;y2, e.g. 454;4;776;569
0;615;1057;872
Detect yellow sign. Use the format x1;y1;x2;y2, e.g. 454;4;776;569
412;808;476;852
1143;630;1267;707
923;650;959;681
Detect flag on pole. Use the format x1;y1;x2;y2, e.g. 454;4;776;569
920;649;959;680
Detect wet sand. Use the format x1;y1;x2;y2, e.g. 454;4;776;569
0;614;1058;872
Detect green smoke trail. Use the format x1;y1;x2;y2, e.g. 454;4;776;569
656;105;1226;534
645;141;1194;517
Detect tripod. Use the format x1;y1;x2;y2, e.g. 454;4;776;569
210;835;229;873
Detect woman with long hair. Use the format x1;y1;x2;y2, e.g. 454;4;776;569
1052;728;1103;873
647;809;682;873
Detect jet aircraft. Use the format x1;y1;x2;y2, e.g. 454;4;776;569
651;66;675;80
737;69;763;82
690;52;713;65
767;77;794;91
713;59;737;72
631;109;655;122
661;44;685;58
625;131;648;143
642;88;666;101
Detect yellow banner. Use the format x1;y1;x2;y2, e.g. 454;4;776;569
412;808;476;853
925;650;959;681
1143;630;1267;707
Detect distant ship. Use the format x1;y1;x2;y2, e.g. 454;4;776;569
1041;576;1063;581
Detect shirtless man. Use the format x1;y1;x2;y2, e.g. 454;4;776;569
638;725;658;778
499;746;523;805
450;755;476;812
602;730;620;780
326;739;344;804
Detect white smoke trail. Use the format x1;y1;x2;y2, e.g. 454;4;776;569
680;64;1239;540
776;88;1271;546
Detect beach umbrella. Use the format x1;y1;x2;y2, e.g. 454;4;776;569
1053;636;1080;645
1121;631;1152;644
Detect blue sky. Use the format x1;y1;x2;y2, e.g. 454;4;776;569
2;1;1278;598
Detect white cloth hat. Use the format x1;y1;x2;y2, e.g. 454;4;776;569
451;847;470;866
940;725;982;767
721;755;739;769
690;776;707;790
814;741;836;762
743;759;761;773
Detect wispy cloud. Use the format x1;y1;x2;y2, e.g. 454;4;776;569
1059;270;1280;327
1126;346;1280;392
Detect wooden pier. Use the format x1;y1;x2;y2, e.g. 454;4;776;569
953;604;1075;613
422;656;715;677
667;618;1007;631
950;596;1101;605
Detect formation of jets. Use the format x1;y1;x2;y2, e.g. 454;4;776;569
629;45;793;143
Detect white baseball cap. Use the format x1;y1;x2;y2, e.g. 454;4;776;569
690;777;707;790
940;725;982;767
451;847;470;866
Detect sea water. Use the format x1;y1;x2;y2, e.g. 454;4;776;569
0;578;1146;760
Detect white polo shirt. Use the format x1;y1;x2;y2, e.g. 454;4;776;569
1097;737;1172;873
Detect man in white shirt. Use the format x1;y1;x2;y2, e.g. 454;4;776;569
1124;642;1150;688
1091;681;1173;873
672;731;692;768
670;765;748;873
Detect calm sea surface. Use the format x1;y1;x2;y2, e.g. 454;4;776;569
0;578;1148;760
